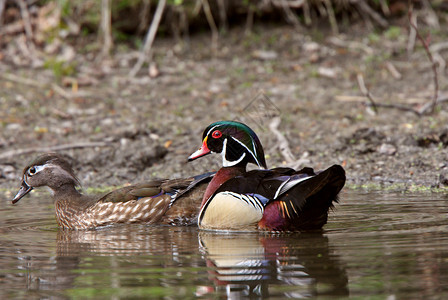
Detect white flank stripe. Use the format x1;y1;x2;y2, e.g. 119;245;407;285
274;176;314;199
274;179;290;200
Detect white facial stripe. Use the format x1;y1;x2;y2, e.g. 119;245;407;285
206;125;220;138
34;165;46;173
230;136;263;169
27;164;47;177
25;164;48;184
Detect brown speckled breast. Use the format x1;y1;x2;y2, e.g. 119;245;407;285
55;195;172;230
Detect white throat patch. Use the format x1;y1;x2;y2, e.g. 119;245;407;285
221;138;246;167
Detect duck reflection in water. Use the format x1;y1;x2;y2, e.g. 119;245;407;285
198;232;348;298
23;227;347;298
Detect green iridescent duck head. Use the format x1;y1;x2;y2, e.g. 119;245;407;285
188;121;267;169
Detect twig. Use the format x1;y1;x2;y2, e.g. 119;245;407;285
378;0;390;16
303;0;311;26
16;0;33;41
0;73;89;99
323;0;338;35
0;142;112;161
353;0;388;28
16;0;39;64
137;0;151;35
407;10;417;55
268;117;296;164
0;20;26;36
179;5;190;45
429;42;448;74
0;72;41;87
337;93;448;116
327;37;374;55
432;52;446;75
244;3;254;36
99;0;113;58
279;0;302;31
421;0;439;29
272;0;305;8
192;0;202;16
201;0;218;53
385;61;402;79
269;117;309;169
409;5;438;114
356;73;378;114
129;0;166;77
418;94;448;115
217;0;228;34
429;41;448;53
51;83;73;99
367;102;421;116
0;0;6;25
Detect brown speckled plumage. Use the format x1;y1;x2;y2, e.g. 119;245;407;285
12;153;213;230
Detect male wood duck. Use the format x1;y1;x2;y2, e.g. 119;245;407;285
12;153;214;230
188;121;346;232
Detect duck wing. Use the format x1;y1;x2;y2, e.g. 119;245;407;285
261;165;346;231
97;172;215;204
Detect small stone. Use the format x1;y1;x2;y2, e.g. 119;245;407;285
148;62;159;78
6;123;22;131
149;133;160;140
309;53;320;63
318;67;339;78
377;143;397;155
209;84;221;94
252;50;278;60
303;41;320;52
0;165;16;179
57;45;76;62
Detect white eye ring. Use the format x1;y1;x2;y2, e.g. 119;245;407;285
27;165;45;176
27;167;36;176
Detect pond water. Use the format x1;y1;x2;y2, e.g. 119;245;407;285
0;190;447;299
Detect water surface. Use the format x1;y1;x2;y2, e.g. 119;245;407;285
1;190;447;298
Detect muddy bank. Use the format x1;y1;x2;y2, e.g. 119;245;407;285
1;22;448;194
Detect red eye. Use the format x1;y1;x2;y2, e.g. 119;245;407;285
212;130;222;139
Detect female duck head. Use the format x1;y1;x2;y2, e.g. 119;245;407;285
12;153;81;204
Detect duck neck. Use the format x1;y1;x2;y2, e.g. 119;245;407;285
52;184;84;206
53;184;91;228
201;164;246;208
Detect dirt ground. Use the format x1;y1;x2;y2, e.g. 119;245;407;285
1;19;448;195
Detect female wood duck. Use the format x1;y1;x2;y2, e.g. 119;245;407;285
12;153;214;230
188;121;346;232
